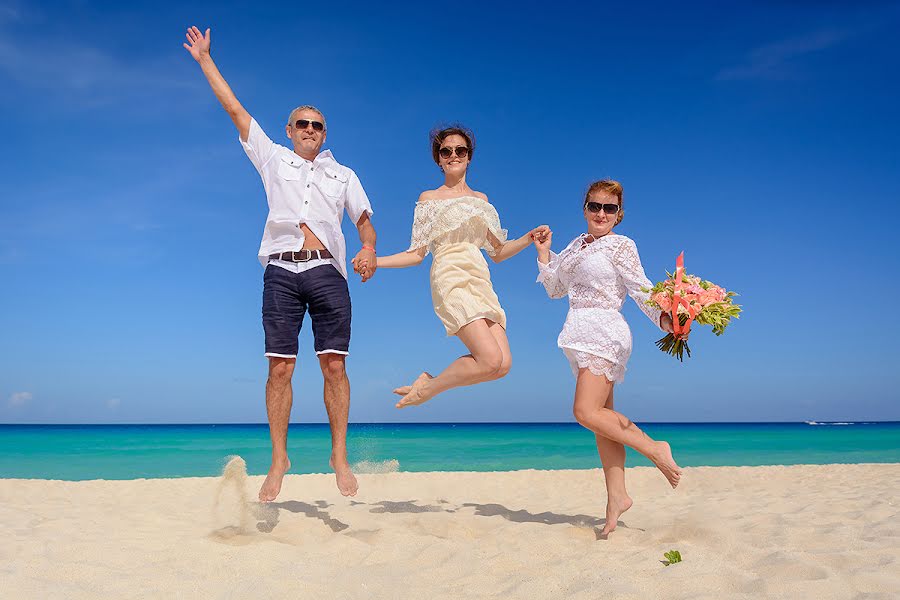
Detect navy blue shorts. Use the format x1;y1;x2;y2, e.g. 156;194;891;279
262;263;352;358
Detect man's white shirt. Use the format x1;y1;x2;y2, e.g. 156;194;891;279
239;117;373;279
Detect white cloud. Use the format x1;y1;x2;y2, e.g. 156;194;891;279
7;391;32;407
107;397;121;410
717;29;850;81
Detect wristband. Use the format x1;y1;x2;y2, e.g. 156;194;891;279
362;245;376;253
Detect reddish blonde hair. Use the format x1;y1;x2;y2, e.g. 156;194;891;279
584;179;624;224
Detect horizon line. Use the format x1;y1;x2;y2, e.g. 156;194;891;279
2;420;897;426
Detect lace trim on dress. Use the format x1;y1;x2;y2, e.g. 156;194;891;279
407;196;508;256
572;351;626;383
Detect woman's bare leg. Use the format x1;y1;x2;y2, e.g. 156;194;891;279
395;319;511;408
573;368;682;488
593;387;633;536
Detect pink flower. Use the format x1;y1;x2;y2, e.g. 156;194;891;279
653;292;671;311
697;290;719;306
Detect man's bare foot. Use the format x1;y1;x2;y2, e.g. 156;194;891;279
395;372;434;408
600;494;633;537
258;457;291;502
329;457;359;497
650;441;682;488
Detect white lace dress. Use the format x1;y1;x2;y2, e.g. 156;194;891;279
537;233;662;383
408;196;508;335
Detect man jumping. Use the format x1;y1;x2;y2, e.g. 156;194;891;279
184;26;377;501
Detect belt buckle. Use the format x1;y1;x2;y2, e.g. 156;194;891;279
291;250;308;262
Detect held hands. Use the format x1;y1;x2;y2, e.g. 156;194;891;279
351;248;377;283
183;26;211;62
530;225;552;251
531;226;553;263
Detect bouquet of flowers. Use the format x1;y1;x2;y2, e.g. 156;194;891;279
643;252;741;361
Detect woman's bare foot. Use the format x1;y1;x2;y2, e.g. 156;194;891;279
258;456;291;502
329;457;359;497
395;372;434;408
600;494;633;537
650;441;682;488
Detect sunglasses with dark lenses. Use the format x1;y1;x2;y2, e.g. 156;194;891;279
294;119;325;131
439;146;470;159
585;201;621;215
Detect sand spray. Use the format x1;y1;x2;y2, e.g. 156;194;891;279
350;434;401;474
352;459;400;474
212;455;253;533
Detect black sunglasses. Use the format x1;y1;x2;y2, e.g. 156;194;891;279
585;201;620;215
294;119;325;131
439;145;470;159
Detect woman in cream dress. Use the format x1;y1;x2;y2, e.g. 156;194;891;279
534;179;681;537
356;126;548;408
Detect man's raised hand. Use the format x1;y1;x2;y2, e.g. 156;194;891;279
183;26;211;62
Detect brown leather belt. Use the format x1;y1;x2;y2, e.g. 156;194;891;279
268;249;333;262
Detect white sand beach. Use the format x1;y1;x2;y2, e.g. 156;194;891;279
1;463;897;599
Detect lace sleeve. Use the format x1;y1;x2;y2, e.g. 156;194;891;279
535;251;568;299
407;202;432;254
613;237;662;330
482;205;508;257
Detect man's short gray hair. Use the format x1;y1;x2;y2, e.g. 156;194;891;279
287;105;327;130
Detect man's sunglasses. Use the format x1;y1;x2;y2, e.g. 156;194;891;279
439;146;470;159
294;119;325;131
585;201;621;215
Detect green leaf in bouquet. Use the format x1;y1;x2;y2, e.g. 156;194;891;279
655;333;691;361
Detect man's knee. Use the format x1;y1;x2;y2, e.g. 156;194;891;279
318;353;347;381
268;357;295;383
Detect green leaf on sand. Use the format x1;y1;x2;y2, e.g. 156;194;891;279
663;550;683;566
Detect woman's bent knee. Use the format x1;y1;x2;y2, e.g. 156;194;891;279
496;358;512;379
477;352;504;379
573;405;593;426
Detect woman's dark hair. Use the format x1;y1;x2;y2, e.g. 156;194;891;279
430;125;475;165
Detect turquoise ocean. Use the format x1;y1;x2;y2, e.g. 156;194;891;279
1;422;898;480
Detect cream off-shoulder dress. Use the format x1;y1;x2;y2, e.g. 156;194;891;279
537;233;663;383
408;196;508;335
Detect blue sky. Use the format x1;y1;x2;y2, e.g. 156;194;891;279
2;1;899;424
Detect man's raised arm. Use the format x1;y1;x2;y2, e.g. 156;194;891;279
183;26;251;140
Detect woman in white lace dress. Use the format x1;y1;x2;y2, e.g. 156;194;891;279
356;126;548;408
534;179;682;537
